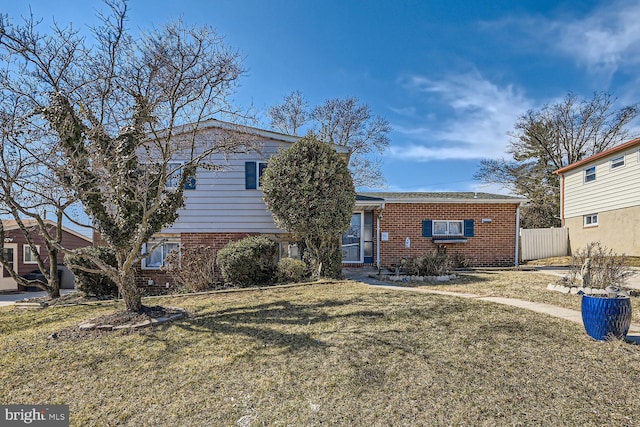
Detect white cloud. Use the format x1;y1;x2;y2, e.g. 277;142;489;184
488;0;640;78
390;71;532;161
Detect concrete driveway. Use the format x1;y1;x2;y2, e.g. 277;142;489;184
0;289;76;307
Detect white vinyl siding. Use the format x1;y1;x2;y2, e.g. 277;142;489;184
161;138;289;234
563;148;640;218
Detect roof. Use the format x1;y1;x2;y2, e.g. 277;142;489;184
163;118;351;154
554;137;640;175
357;192;526;204
2;219;92;242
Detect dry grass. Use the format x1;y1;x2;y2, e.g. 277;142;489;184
421;271;640;323
2;281;640;426
525;256;640;268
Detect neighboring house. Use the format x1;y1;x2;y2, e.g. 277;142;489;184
0;219;92;291
555;137;640;256
136;120;526;287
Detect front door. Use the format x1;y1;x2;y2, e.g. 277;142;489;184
0;243;18;291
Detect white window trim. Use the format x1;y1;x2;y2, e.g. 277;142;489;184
584;166;596;183
23;244;40;264
583;214;598;228
342;212;364;264
142;240;180;270
257;161;267;189
433;220;464;237
610;155;625;169
166;161;184;190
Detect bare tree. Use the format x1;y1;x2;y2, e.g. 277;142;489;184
267;90;309;136
311;97;391;187
267;94;391;187
0;0;251;311
0;93;81;298
475;92;639;228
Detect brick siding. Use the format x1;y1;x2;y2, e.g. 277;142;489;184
376;202;518;268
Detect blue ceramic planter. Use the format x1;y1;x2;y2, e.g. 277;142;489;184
581;294;632;341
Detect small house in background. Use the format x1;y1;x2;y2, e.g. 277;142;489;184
0;219;92;292
133;120;526;288
555;137;640;256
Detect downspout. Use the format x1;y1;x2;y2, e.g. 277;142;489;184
514;203;522;267
377;202;385;272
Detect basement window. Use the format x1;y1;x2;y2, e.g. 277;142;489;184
584;214;598;228
142;239;180;269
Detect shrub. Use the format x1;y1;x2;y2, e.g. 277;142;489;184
569;242;629;288
405;251;452;276
277;258;308;283
216;236;278;286
66;246;118;297
163;245;218;292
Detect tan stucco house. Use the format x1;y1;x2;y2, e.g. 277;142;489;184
555;137;640;256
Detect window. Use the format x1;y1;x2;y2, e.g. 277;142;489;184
23;245;40;264
245;161;267;189
584;166;596;183
423;219;474;238
611;155;625;169
165;162;196;190
166;162;183;189
142;240;180;269
433;220;464;236
584;214;598;227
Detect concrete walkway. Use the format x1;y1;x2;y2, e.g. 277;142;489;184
343;269;640;338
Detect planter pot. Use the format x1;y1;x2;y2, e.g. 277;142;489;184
581;294;632;341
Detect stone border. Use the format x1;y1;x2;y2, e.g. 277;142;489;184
546;283;638;297
77;307;187;332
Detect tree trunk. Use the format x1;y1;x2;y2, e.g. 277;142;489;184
118;269;142;312
47;258;61;299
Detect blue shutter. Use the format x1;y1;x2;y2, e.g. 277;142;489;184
184;176;196;190
245;161;257;189
464;219;474;237
422;220;433;237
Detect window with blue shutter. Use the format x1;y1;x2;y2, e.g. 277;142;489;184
245;161;257;189
463;219;474;237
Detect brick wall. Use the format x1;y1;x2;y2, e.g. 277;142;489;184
136;232;258;287
377;202;518;268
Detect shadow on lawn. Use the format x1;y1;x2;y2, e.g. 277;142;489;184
172;298;386;351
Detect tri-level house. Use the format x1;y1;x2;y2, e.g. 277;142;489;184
555;137;640;256
138;120;527;286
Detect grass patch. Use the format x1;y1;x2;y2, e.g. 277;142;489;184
408;271;640;323
2;281;640;425
525;256;640;267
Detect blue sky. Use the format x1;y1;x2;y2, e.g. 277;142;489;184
5;0;640;194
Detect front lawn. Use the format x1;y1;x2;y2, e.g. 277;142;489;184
424;271;640;323
2;281;640;425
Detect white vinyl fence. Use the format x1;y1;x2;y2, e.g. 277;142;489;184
520;227;569;261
